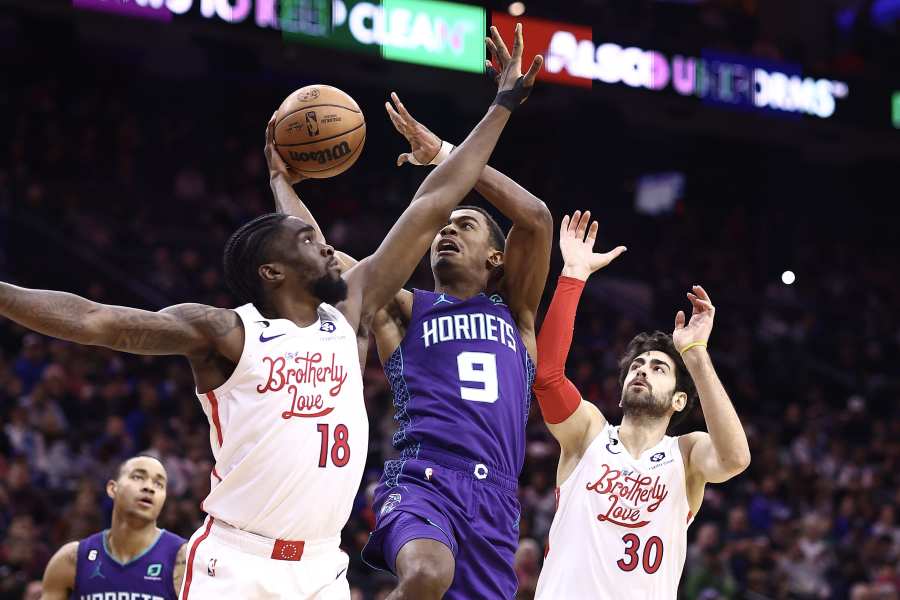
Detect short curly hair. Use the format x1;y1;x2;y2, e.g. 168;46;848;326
617;331;698;427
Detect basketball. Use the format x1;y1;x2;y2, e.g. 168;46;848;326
273;85;366;179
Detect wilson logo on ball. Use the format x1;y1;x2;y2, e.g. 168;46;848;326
289;141;352;164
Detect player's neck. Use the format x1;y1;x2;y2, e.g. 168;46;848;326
265;293;320;328
107;516;160;564
433;277;485;301
618;415;668;457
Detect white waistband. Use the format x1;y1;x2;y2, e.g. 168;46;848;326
208;518;341;560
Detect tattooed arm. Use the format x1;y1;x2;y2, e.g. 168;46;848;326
0;283;243;362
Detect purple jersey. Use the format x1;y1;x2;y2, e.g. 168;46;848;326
72;529;185;600
385;289;534;477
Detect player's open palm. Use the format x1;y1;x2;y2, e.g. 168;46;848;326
485;23;543;104
384;92;441;167
673;285;715;350
559;210;627;281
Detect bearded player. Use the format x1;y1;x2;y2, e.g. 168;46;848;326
0;44;529;598
268;25;551;600
40;456;186;600
531;211;751;599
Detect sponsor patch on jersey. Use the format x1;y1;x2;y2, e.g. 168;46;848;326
320;320;336;333
145;562;162;581
87;549;98;561
650;452;666;462
381;493;402;516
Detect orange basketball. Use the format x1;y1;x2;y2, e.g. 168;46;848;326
273;85;366;179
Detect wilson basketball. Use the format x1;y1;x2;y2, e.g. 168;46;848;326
273;85;366;179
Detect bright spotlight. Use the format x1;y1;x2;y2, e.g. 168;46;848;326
781;270;796;285
508;2;525;16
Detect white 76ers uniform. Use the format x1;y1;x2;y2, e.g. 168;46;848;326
180;303;368;600
536;423;693;600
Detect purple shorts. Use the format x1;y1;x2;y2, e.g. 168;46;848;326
361;449;521;599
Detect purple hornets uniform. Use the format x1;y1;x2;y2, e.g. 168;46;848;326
72;529;185;600
363;289;535;599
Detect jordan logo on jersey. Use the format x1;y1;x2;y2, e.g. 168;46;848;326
585;463;669;528
257;353;349;419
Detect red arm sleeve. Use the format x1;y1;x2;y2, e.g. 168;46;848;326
533;275;585;424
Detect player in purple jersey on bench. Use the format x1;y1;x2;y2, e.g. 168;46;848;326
268;25;553;600
40;455;186;600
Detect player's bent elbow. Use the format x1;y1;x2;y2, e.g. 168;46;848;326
723;451;751;478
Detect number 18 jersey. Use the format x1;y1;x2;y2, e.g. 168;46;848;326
386;290;534;475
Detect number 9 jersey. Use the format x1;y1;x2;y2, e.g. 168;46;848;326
386;289;534;474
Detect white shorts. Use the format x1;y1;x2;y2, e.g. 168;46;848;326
179;517;350;600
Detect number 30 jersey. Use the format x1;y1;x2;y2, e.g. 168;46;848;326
536;423;693;600
385;289;534;475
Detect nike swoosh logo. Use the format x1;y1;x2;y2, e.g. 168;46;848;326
259;332;286;343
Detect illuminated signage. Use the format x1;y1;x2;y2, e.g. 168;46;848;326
283;0;485;72
378;0;485;72
491;13;591;88
893;92;900;129
72;0;173;21
492;11;850;119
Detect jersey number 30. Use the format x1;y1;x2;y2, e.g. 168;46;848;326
617;534;664;574
457;351;498;403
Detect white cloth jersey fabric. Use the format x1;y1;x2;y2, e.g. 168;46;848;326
194;302;368;542
536;423;694;600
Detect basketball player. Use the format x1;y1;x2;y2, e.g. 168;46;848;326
0;33;534;598
268;25;552;600
532;211;751;599
40;455;187;600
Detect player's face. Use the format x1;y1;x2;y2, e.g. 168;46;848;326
620;350;679;418
108;457;168;522
269;217;346;303
430;210;498;275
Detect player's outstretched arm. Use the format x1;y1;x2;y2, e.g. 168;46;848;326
0;283;242;360
384;88;552;349
534;212;626;463
40;541;77;600
345;23;543;316
675;287;751;485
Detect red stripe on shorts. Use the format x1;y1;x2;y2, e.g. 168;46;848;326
205;391;224;447
182;517;214;599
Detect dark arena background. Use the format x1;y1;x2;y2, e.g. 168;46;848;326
2;1;900;598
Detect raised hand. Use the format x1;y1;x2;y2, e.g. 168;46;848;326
384;92;442;167
559;210;627;281
265;112;305;185
485;23;543;108
673;285;715;353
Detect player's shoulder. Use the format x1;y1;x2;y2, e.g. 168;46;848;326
677;431;708;459
44;540;79;580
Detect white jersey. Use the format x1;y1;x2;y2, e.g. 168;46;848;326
196;302;368;541
536;423;693;600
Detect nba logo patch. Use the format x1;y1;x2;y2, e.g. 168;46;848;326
87;549;98;561
320;321;336;333
207;558;217;577
381;493;402;516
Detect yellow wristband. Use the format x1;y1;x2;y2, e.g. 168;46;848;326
679;341;707;356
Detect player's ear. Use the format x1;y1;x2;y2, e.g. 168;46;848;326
672;391;687;412
106;480;117;501
258;262;285;283
487;249;504;269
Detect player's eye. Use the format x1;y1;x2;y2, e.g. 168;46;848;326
464;223;474;230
